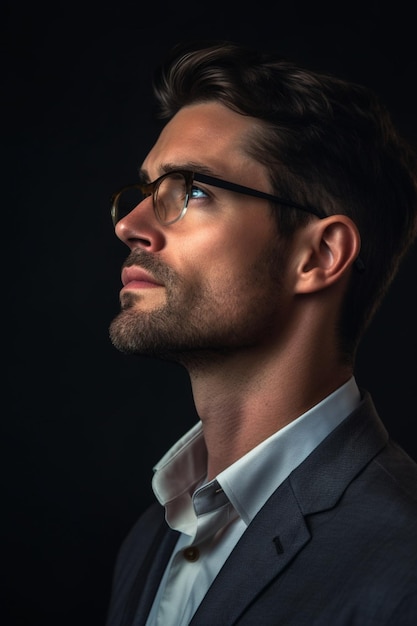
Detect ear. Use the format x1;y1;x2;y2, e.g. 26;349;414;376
293;215;362;294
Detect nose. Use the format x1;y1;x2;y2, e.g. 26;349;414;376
114;196;165;251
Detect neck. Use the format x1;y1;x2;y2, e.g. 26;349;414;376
185;331;352;482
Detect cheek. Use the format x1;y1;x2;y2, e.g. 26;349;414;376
166;214;279;293
190;219;272;263
179;240;252;290
200;240;278;301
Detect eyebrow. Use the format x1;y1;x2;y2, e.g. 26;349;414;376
138;162;223;184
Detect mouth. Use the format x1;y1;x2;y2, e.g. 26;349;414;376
121;266;164;290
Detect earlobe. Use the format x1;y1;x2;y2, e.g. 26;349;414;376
294;216;361;294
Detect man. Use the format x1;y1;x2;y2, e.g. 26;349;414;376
105;40;417;625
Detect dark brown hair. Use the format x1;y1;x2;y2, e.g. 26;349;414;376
152;40;417;361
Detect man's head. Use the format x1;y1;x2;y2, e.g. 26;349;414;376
109;40;417;366
109;101;292;367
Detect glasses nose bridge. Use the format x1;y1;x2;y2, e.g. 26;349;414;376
142;178;166;217
141;179;157;199
132;188;155;221
112;186;153;228
112;171;190;228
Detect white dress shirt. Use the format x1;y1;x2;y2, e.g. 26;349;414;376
145;377;361;626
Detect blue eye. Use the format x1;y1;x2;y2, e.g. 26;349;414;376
190;185;209;199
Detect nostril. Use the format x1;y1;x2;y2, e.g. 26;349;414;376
130;236;153;249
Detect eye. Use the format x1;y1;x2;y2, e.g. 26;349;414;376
190;184;210;200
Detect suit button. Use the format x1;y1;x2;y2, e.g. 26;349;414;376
183;546;200;562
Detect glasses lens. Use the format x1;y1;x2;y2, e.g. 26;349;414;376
112;186;144;225
155;172;188;225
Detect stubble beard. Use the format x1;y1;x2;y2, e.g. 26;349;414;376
109;245;284;368
109;250;201;362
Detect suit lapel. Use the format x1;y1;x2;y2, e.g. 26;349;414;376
190;480;310;625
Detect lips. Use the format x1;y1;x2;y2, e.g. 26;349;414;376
121;266;163;289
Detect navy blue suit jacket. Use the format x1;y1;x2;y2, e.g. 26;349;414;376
106;391;417;625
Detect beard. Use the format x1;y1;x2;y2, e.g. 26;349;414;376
109;245;284;367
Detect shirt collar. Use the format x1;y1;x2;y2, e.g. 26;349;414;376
152;377;360;532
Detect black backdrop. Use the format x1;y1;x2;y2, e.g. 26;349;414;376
3;15;417;626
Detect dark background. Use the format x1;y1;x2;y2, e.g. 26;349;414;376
3;11;417;626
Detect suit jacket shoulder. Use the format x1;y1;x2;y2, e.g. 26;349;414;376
106;391;417;626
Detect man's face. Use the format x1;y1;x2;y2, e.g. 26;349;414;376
109;102;293;364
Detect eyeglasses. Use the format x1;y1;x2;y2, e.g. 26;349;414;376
110;169;326;227
111;169;365;271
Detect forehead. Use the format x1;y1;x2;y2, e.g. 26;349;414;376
143;102;268;185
